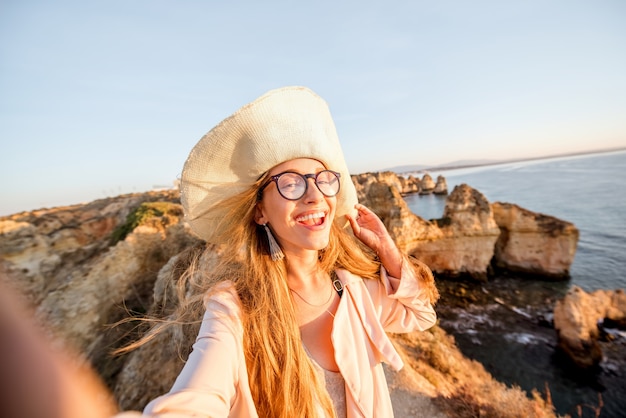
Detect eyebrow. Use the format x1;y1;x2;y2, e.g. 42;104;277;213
269;167;328;176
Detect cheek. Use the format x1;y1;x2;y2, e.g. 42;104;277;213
327;198;338;216
261;198;293;224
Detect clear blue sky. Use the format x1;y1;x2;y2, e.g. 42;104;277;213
1;0;625;216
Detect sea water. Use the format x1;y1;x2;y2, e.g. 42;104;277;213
404;150;626;291
403;150;626;417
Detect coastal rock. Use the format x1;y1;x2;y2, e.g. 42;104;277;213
353;172;401;199
0;191;180;305
352;171;446;197
113;244;214;408
0;206;120;305
351;173;576;279
357;178;500;280
553;286;626;369
409;184;500;280
419;174;436;195
491;202;579;279
353;176;443;249
399;174;421;194
352;171;422;196
433;175;448;195
0;191;201;369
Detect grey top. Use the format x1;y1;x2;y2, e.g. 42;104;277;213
304;345;347;418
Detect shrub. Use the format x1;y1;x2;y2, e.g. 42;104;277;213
110;202;182;244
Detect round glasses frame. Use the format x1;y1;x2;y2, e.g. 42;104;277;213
258;170;341;201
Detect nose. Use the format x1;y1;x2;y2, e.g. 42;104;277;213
302;176;324;203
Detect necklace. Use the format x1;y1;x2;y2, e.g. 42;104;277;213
290;274;343;318
290;282;333;308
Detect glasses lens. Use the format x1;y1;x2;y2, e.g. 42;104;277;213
276;173;306;200
316;171;340;197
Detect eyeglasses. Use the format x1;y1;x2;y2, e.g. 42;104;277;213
258;170;341;201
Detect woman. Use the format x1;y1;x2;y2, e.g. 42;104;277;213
135;86;438;417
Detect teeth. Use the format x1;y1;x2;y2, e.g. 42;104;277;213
296;211;325;222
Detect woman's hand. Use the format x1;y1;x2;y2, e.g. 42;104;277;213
347;204;403;278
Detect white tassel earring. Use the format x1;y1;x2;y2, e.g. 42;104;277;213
263;223;284;261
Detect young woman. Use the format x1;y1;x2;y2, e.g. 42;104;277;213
134;86;438;417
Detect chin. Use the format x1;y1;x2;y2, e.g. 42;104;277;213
307;236;330;251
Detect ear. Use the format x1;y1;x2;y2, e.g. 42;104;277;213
254;202;267;225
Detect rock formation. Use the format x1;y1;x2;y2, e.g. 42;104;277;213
351;171;421;196
352;177;442;249
491;202;579;278
352;171;445;197
553;286;626;369
419;173;436;194
356;180;501;280
407;184;501;281
401;174;421;194
433;175;448;195
354;172;578;281
0;191;202;378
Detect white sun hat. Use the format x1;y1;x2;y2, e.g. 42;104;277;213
180;86;358;242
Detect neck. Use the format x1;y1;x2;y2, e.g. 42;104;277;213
284;249;325;291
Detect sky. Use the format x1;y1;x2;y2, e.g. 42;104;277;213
1;0;625;216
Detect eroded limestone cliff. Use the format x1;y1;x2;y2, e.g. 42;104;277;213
355;172;578;281
0;181;565;417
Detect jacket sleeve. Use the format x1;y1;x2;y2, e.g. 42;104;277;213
365;256;437;333
141;283;244;417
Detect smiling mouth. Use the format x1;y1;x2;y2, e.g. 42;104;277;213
295;211;326;226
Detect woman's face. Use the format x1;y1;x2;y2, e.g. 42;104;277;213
255;158;337;257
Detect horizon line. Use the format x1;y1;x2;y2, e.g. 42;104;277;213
385;146;626;175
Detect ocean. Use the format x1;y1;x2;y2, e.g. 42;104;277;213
403;150;626;417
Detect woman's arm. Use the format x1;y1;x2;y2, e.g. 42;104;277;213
142;284;246;417
372;256;438;332
347;203;438;332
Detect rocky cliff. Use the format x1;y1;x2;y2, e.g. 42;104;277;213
554;286;626;369
492;202;579;278
0;183;563;416
352;171;447;196
0;192;200;373
354;171;578;280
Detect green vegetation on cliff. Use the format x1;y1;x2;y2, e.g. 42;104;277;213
110;201;182;244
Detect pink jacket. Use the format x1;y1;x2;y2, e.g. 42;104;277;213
140;259;436;417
